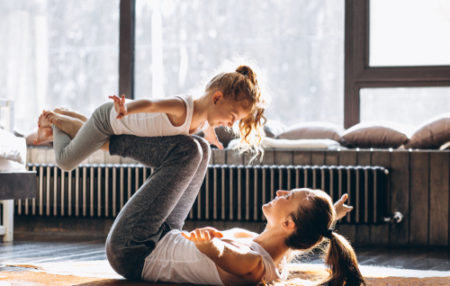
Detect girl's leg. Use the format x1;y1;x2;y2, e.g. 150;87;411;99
164;135;211;230
105;135;206;280
52;103;113;171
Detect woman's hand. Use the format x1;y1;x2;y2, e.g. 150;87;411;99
334;193;353;221
109;95;127;119
181;227;224;249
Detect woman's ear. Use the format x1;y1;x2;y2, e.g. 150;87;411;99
212;91;223;104
282;216;296;232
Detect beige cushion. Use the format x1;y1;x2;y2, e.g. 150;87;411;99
277;122;342;141
341;122;409;148
405;114;450;149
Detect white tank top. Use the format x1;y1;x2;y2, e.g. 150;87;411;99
109;95;194;137
141;229;281;285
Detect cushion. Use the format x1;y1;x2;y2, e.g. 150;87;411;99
405;114;450;149
263;120;287;138
196;126;239;148
228;137;342;150
0;128;27;164
341;122;410;148
277;122;343;141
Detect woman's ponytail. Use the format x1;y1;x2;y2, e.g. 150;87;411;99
324;232;365;286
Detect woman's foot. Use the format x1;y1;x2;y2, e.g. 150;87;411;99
33;126;53;145
54;107;87;122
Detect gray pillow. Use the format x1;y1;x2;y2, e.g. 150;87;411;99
405;114;450;149
196;126;239;148
341;122;409;148
277;121;342;141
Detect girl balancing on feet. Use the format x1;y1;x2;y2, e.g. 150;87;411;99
36;65;266;171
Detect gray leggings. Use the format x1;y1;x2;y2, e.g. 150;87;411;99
53;102;114;171
105;134;211;280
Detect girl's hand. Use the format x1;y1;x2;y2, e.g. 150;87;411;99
181;227;224;246
109;95;127;119
334;193;353;221
203;127;224;150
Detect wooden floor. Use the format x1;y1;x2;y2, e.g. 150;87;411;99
1;233;449;273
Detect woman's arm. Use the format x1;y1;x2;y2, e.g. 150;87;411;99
183;228;265;283
109;95;186;119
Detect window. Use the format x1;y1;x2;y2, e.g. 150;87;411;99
135;0;345;126
344;0;450;128
0;0;119;133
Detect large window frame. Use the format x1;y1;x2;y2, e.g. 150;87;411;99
344;0;450;128
119;0;450;128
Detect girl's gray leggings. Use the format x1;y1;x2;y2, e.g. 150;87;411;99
104;134;211;280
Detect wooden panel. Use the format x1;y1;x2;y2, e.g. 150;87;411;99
325;151;339;165
339;150;357;166
225;150;244;165
355;150;371;245
211;150;226;165
274;151;293;165
370;150;390;245
389;151;410;245
311;151;325;165
429;152;449;246
261;150;275;165
409;151;429;245
293;151;311;165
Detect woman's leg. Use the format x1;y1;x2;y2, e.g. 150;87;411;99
164;135;211;230
105;134;206;280
52;103;113;171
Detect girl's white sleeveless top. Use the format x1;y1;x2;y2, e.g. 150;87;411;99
141;229;281;285
109;95;193;137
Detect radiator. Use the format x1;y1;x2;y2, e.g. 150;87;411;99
19;164;389;224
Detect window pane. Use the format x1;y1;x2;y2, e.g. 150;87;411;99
135;0;344;126
0;0;119;133
370;0;450;66
360;87;450;127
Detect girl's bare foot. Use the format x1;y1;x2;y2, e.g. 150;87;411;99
43;110;84;139
33;126;53;145
38;110;52;128
54;107;88;122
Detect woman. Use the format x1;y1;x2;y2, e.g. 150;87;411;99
104;132;363;285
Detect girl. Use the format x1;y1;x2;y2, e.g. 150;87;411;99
36;65;265;171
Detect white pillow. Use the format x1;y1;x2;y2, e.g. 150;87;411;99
262;137;342;150
0;128;27;164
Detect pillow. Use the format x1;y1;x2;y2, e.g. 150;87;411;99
0;128;27;164
277;121;343;141
341;122;410;148
405;114;450;149
262;137;341;150
196;126;239;148
263;120;287;138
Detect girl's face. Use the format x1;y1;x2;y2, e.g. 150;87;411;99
262;188;313;225
207;94;251;128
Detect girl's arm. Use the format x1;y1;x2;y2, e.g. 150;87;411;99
182;228;265;283
109;95;186;119
203;126;224;150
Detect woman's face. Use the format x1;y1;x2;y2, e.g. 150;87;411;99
262;188;313;225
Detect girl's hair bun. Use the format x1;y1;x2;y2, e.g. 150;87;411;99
236;65;257;85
